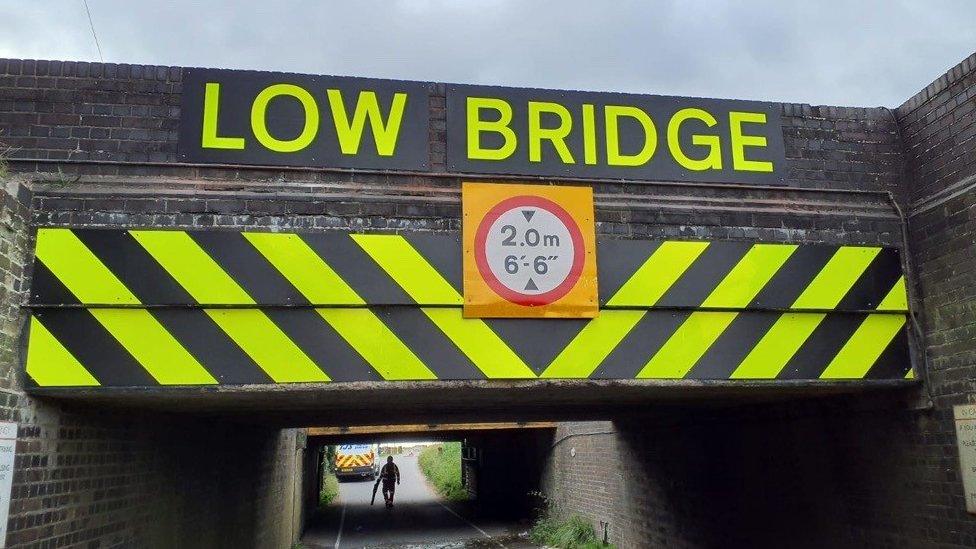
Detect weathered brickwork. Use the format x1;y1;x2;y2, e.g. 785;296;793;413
546;54;976;549
0;180;306;548
0;58;904;197
0;53;973;548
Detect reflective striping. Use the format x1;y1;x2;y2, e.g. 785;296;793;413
353;234;533;379
25;308;912;386
34;229;216;385
701;244;797;308
26;317;99;386
731;313;826;379
637;312;737;378
877;277;908;311
421;308;536;379
638;245;796;378
130;230;253;304
792;247;881;309
542;311;646;378
25;229;913;386
352;234;463;305
35;228;139;304
202;309;329;382
243;232;363;305
820;314;907;379
606;241;709;307
90;309;218;385
317;309;436;380
33;230;906;312
131;231;328;383
819;277;911;380
729;249;892;379
246;232;434;380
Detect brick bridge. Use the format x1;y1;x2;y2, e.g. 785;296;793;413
0;53;973;547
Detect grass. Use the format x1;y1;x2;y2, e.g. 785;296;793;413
417;442;468;501
319;472;339;507
529;493;614;549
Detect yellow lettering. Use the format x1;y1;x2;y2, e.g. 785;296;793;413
202;83;244;150
668;108;722;171
605;105;656;166
729;111;773;172
327;90;407;156
582;104;597;165
527;102;574;163
250;84;319;153
466;97;517;161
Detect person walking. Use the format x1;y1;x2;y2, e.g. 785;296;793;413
379;456;400;508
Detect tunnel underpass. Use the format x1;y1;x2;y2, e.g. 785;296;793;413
300;423;556;548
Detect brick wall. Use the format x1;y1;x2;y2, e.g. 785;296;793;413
0;178;307;548
539;53;976;548
0;58;904;197
1;55;971;548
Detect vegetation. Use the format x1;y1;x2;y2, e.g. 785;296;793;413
529;493;614;549
0;140;9;180
318;445;340;506
319;472;339;506
417;442;468;501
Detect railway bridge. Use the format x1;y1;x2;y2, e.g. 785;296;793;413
0;53;972;547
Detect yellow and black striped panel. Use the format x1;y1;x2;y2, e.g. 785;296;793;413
336;452;374;468
24;228;912;387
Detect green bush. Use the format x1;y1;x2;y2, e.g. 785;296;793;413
319;472;339;506
319;446;339;507
417;442;468;501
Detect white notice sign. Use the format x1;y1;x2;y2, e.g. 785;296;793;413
0;421;15;547
954;405;976;514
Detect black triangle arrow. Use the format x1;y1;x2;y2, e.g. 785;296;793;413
521;210;535;222
524;278;539;291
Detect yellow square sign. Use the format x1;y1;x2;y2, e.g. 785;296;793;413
462;182;598;318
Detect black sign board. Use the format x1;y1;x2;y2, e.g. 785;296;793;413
179;68;431;170
445;84;787;185
178;69;788;185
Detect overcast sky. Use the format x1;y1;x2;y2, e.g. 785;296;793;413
4;1;975;107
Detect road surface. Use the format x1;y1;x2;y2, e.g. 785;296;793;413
302;455;536;548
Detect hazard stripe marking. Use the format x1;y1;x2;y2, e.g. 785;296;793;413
26;317;99;387
605;241;709;307
317;309;436;380
541;311;645;378
637;244;796;378
351;234;462;305
353;234;534;379
129;230;328;383
791;247;881;309
376;308;486;380
24;229;912;387
820;280;910;379
730;247;883;379
30;230;907;313
820;315;906;379
245;232;435;380
421;308;536;379
242;233;362;305
34;229;216;385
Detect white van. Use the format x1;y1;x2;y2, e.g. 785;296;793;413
334;443;379;481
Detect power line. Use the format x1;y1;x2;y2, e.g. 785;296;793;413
82;0;104;62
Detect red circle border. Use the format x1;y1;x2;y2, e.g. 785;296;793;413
474;195;586;307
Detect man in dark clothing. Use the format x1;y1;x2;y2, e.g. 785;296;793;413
380;456;400;508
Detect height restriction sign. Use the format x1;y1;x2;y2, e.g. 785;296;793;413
462;182;598;318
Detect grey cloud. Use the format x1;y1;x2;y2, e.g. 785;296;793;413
2;0;974;106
